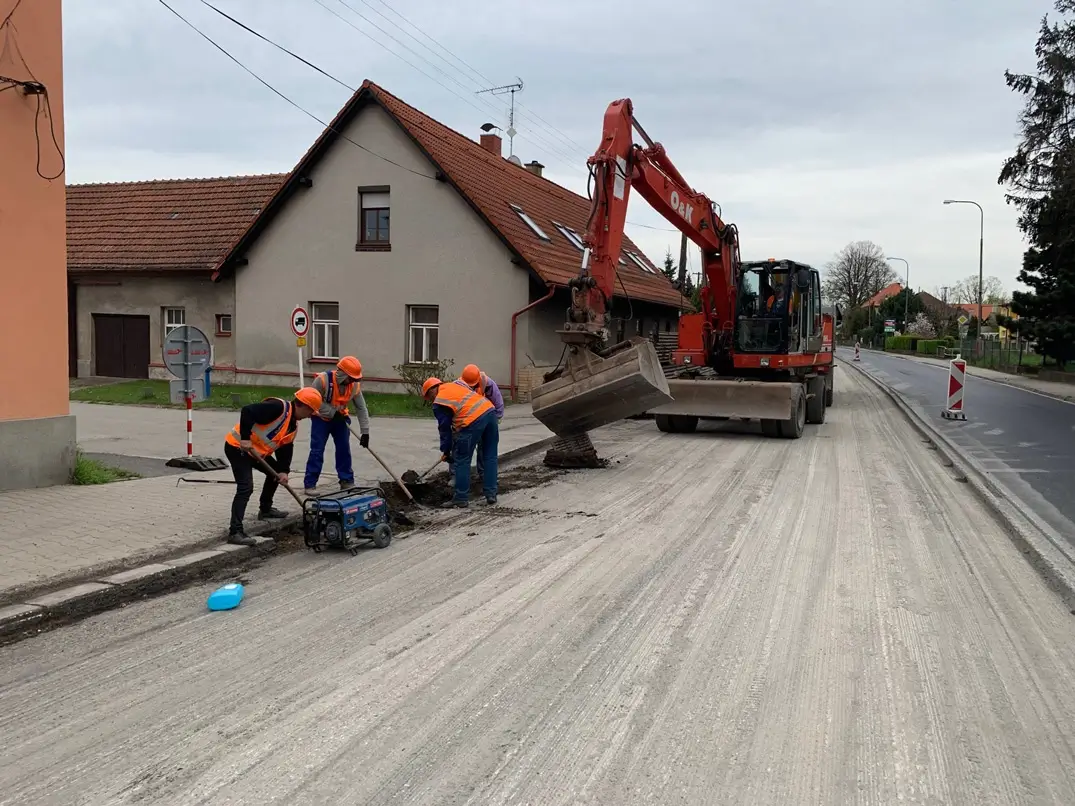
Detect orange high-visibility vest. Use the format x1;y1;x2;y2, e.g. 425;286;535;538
224;398;297;457
313;371;358;418
435;382;493;430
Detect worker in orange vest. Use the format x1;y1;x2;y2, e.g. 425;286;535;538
303;355;370;494
422;375;499;508
223;387;322;545
457;363;504;484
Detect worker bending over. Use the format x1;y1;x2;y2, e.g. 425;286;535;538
224;387;322;545
303;355;370;494
422;376;499;508
457;363;504;483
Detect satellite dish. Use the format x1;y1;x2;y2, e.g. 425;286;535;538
508;155;523;166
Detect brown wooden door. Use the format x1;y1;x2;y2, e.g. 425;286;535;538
93;314;150;378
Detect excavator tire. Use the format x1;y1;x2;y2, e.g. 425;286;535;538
777;390;807;439
806;377;826;425
655;414;698;434
824;375;834;407
760;419;781;438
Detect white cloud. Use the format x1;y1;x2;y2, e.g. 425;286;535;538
61;0;1056;298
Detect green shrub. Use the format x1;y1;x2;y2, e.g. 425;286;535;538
885;335;918;351
392;358;456;398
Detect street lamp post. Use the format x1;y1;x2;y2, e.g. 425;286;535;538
886;256;910;330
942;199;985;341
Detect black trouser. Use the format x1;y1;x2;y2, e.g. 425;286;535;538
225;442;281;533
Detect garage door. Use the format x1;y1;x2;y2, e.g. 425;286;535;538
93;314;151;378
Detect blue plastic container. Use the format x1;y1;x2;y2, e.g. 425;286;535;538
207;582;244;611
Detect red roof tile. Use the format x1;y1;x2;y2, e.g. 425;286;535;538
67;175;285;273
214;80;689;309
863;282;903;308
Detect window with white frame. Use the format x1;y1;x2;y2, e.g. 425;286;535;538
163;307;185;337
215;314;233;336
509;204;550;241
407;305;439;363
625;251;656;273
311;302;340;359
553;222;585;251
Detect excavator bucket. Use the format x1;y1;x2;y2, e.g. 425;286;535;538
651;378;799;422
530;338;673;436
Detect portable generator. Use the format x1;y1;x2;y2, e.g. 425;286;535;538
301;486;393;555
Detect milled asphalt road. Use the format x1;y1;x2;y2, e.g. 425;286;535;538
841;347;1075;541
3;370;1075;804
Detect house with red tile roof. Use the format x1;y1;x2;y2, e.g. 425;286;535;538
862;282;903;309
67;80;689;396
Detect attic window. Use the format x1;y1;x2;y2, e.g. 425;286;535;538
626;251;655;273
553;222;585;251
510;204;550;241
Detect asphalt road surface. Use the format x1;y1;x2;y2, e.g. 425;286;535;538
3;370;1075;805
841;347;1075;542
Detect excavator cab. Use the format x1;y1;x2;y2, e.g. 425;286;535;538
735;259;822;357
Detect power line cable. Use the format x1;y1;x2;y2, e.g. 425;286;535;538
306;0;585;174
156;0;436;179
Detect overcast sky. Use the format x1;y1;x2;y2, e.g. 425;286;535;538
62;0;1054;298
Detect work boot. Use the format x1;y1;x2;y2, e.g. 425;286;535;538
439;500;468;510
339;479;353;490
304;487;318;497
484;495;497;506
258;506;287;519
227;529;256;546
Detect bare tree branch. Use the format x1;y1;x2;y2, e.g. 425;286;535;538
821;241;898;309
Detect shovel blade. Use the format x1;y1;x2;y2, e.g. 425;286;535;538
530;339;672;435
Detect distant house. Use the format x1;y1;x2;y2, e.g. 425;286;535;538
67;80;689;398
862;282;903;308
952;303;1018;339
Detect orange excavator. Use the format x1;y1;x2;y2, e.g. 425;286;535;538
530;98;838;465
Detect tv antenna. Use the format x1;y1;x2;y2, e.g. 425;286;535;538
477;79;523;156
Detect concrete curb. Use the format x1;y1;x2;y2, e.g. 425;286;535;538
0;434;558;644
844;359;1075;611
851;348;1075;404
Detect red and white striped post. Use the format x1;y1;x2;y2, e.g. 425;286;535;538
941;356;967;420
186;393;194;455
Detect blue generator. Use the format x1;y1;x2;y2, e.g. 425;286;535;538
301;486;393;555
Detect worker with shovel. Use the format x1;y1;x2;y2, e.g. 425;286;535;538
457;364;504;485
422;376;499;508
304;356;370;495
223;387;323;545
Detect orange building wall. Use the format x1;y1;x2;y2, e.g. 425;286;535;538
0;0;68;422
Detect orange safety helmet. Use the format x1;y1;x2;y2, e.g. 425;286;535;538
421;377;442;398
294;387;324;411
337;355;363;379
460;363;481;387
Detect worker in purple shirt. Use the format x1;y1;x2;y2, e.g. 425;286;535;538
457;364;504;481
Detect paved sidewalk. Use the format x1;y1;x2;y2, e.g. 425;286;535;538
0;404;553;602
859;349;1075;402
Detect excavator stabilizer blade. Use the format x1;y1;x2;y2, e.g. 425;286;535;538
652;378;799;422
530;339;673;436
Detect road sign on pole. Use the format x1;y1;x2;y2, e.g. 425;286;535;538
162;325;217;466
292;306;309;386
941;356;968;420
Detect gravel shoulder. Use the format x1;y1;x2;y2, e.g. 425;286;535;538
2;370;1075;805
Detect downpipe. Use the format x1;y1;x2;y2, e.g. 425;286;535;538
510;284;556;403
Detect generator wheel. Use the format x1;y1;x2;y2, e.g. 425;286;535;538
824;376;834;407
760;419;781;438
655;414;677;433
372;523;393;549
806;377;826;425
778;391;806;439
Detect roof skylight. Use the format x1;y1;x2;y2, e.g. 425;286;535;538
553;222;585;251
626;251;655;273
510;204;550;241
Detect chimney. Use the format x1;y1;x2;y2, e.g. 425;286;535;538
479;132;502;157
525;160;544;178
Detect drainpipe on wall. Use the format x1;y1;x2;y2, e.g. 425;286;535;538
510;284;557;402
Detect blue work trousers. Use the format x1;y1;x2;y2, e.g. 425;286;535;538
473;417;502;479
304;416;353;489
452;409;499;503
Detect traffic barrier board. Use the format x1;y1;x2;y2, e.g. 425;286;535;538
941;357;967;420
